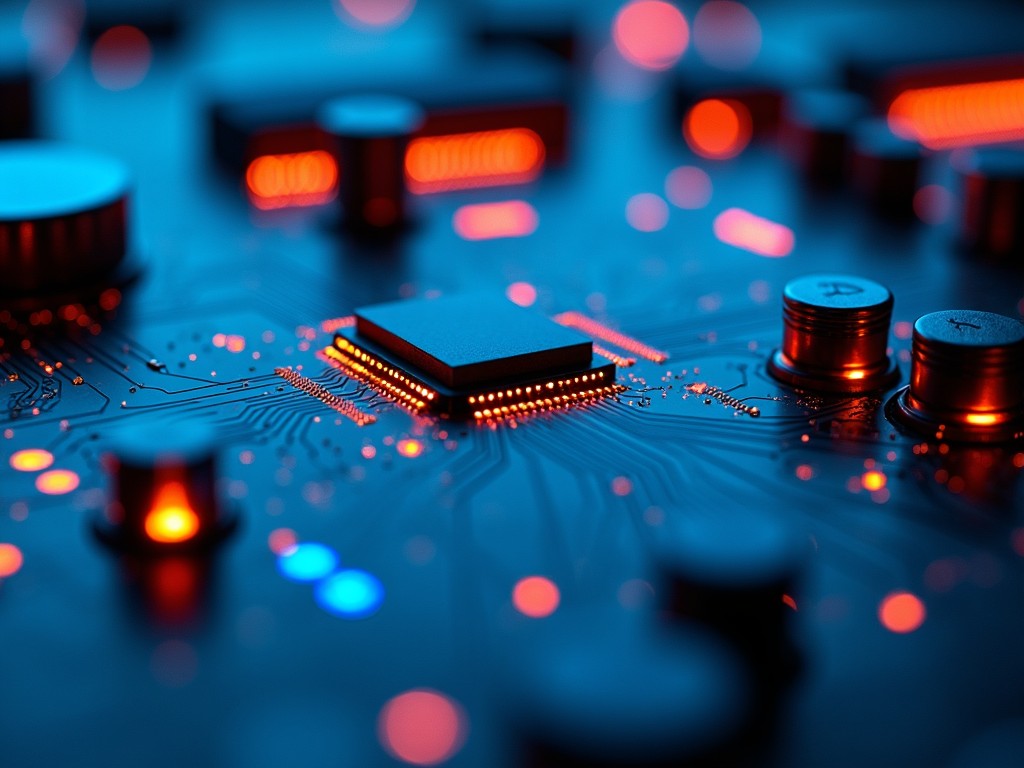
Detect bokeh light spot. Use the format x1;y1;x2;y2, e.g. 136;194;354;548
379;689;468;766
613;1;689;71
693;1;762;71
879;591;926;634
453;201;538;241
315;569;384;619
335;0;415;28
397;439;424;458
506;282;538;307
625;193;669;232
90;25;151;91
513;576;561;618
684;98;752;159
665;165;712;209
144;481;200;544
268;528;298;554
35;469;79;495
0;543;24;578
277;543;339;582
10;448;54;472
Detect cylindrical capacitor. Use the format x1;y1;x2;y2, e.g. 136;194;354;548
958;147;1024;259
850;118;923;219
890;309;1024;442
768;273;899;393
95;418;237;553
782;88;867;187
317;94;425;237
0;142;132;300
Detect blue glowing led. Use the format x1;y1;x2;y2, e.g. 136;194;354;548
314;569;385;619
276;543;339;582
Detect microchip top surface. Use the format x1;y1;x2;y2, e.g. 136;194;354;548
354;294;594;388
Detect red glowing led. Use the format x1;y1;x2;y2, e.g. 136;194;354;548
452;201;539;241
684;98;752;160
246;151;339;210
613;1;689;71
0;543;24;578
888;78;1024;149
144;482;200;544
513;576;561;618
713;208;794;257
378;689;468;766
879;592;926;634
405;128;545;194
90;25;151;91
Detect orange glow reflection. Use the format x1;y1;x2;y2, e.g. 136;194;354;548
35;469;80;495
879;592;926;634
453;200;539;241
861;470;887;492
0;543;24;578
405;128;545;194
506;282;538;307
378;689;467;766
684;98;752;159
713;208;794;257
335;0;415;28
965;413;999;426
613;1;689;71
888;78;1024;149
513;576;561;618
397;439;424;458
144;482;200;544
554;311;668;363
10;448;54;472
246;150;339;210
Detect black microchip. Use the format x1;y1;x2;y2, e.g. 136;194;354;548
332;294;617;418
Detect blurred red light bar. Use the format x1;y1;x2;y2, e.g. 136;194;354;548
452;200;538;240
245;150;338;210
888;78;1024;149
713;208;794;257
405;128;545;194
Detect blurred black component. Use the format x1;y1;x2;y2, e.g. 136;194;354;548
850;118;923;218
782;89;868;187
0;42;35;139
958;147;1024;259
474;0;580;61
767;273;898;393
318;94;424;236
84;0;183;42
499;613;749;767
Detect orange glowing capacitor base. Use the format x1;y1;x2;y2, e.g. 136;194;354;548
93;418;237;554
888;310;1024;443
767;274;899;393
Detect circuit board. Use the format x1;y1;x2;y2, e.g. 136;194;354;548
3;1;1024;766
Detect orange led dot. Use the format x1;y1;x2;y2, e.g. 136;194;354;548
406;128;545;194
10;448;54;472
378;689;467;766
684;98;752;160
861;470;887;492
397;439;424;458
35;469;80;495
513;576;561;618
144;482;200;544
879;592;926;634
0;543;24;578
245;151;339;210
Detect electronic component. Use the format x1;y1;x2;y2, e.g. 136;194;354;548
94;419;237;553
330;294;618;417
782;89;867;187
889;309;1024;442
767;274;898;393
850;118;923;218
958;147;1024;259
317;94;424;236
0;142;133;305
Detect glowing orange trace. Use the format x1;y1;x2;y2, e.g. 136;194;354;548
888;78;1024;149
452;201;539;241
144;482;201;544
554;311;668;363
405;128;545;194
246;150;339;210
713;208;794;257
